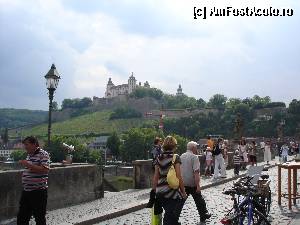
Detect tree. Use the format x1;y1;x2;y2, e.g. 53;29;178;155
88;150;102;165
197;98;206;108
208;94;227;109
120;128;163;162
106;132;121;159
52;101;59;111
288;99;300;115
1;128;8;147
61;97;92;110
226;98;242;109
45;135;89;163
172;134;189;155
120;129;146;162
10;150;27;161
130;87;164;100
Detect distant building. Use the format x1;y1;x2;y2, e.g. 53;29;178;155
105;72;151;98
88;136;109;151
0;149;18;158
176;84;184;96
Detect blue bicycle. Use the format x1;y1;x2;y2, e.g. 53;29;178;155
221;176;271;225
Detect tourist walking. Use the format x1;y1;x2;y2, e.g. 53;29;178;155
180;141;211;223
281;143;289;163
239;139;248;170
248;141;257;166
264;140;272;165
233;150;241;176
152;136;187;225
207;135;214;149
151;137;162;166
222;140;229;168
205;146;213;176
17;136;50;225
213;138;226;179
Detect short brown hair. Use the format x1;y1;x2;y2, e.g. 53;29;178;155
22;136;39;147
154;137;162;145
162;136;177;151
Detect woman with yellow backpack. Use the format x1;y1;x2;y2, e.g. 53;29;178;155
151;136;187;225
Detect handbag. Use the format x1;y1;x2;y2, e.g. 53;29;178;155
167;154;179;189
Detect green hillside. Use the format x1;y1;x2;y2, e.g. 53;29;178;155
0;108;47;129
15;110;155;137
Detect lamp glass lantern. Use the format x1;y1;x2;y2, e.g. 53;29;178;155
45;64;61;90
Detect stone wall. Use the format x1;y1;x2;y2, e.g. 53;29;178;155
0;164;103;221
133;149;275;189
103;165;133;177
133;160;153;189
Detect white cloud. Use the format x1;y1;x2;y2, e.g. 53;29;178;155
0;0;299;109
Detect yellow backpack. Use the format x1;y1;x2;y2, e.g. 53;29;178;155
167;154;179;189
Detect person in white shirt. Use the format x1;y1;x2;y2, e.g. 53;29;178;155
264;141;272;165
213;138;226;179
239;139;248;170
280;143;289;163
180;141;211;223
205;147;213;176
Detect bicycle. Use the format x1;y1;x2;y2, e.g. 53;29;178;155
220;176;271;225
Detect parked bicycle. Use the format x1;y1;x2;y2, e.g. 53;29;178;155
220;175;271;225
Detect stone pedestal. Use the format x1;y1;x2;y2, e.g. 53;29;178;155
133;160;153;189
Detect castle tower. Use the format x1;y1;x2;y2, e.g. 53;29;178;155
105;77;114;98
144;81;150;88
128;72;137;93
176;84;183;96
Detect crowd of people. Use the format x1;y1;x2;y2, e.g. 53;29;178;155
149;135;300;225
15;135;300;225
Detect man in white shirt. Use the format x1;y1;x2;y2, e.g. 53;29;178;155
180;141;211;223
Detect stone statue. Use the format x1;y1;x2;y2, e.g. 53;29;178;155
234;113;243;141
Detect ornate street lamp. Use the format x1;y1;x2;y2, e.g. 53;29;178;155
45;64;61;146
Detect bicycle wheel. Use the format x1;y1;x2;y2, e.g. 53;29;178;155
258;187;272;215
252;208;270;225
237;207;271;225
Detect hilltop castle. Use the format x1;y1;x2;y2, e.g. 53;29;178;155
105;72;150;98
104;72;184;99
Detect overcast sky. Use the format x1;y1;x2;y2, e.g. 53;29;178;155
0;0;299;110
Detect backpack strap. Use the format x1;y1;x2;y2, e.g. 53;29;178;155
172;154;177;165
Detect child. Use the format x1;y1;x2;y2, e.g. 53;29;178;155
281;143;289;163
233;150;240;176
205;147;213;176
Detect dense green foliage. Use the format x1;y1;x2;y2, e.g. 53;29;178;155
120;128;164;162
0;108;47;129
110;107;142;120
163;96;294;139
1;128;9;145
106;131;121;159
45;135;101;164
129;87;164;100
61;97;92;109
162;94;200;109
10;150;27;161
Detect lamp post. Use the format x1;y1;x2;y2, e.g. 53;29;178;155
45;64;61;146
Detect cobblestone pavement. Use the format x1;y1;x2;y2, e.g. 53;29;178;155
97;163;300;225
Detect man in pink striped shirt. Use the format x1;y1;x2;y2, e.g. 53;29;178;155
17;136;50;225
